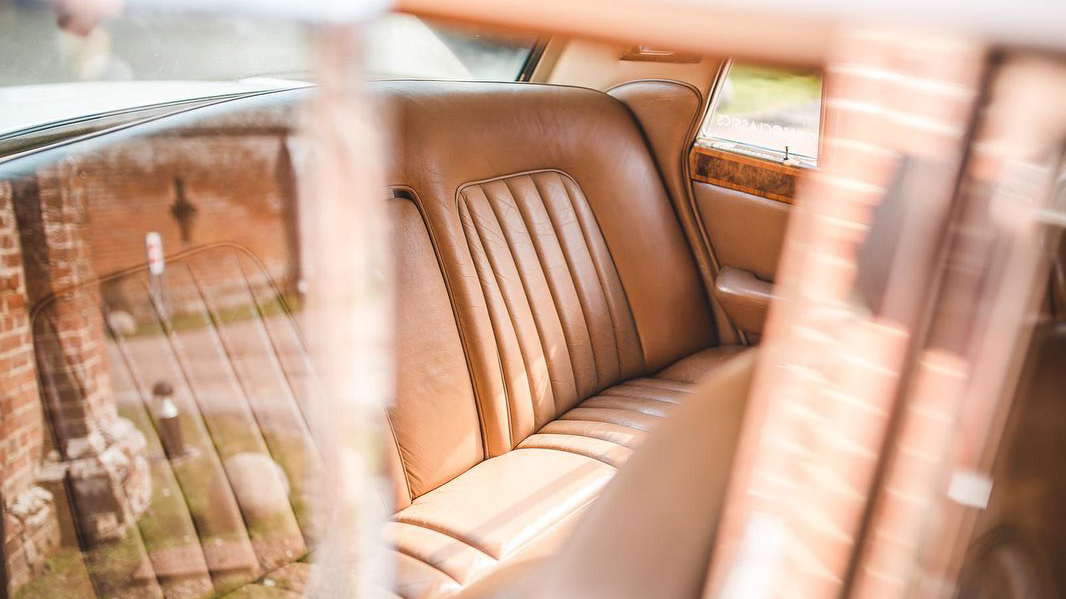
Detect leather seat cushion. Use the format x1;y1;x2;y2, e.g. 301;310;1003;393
387;448;614;598
521;346;744;466
387;345;743;598
452;351;757;599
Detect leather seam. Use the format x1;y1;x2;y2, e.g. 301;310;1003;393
551;417;649;434
594;391;682;405
512;443;622;469
477;185;554;432
578;400;670;418
456;167;576;192
459;193;518;450
391;546;464;585
654;374;703;384
523;429;638;450
382;408;414;506
391;518;499;561
573;404;663;415
620;379;697;394
615;385;693;397
559;411;653;432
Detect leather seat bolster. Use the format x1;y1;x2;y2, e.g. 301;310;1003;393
389;198;485;503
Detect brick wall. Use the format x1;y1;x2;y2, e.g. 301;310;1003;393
79;132;300;322
0;181;44;502
21;160;119;444
1;124;300;596
0;181;61;596
11;128;299;445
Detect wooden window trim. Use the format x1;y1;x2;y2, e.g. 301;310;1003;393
690;145;806;204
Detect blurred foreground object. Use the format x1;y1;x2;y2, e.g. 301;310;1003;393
298;24;392;599
705;29;985;599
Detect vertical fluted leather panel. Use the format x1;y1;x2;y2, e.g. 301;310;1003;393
383;81;719;456
459;170;644;444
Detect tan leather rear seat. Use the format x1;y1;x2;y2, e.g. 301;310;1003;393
381;81;743;598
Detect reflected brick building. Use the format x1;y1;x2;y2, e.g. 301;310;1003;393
0;113;304;597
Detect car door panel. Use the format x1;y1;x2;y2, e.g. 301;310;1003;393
692;180;790;334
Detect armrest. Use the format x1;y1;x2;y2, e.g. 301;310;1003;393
713;266;776;334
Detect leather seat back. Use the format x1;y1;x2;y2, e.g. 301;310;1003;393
380;81;717;456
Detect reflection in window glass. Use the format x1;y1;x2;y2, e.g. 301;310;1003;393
364;14;536;81
0;7;537;139
0;8;535;87
698;63;823;165
0;4;316;86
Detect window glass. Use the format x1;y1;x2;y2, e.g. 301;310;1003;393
0;7;536;88
0;6;536;139
363;14;537;81
697;62;823;166
0;5;316;87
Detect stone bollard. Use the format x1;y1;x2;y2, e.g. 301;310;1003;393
151;381;186;459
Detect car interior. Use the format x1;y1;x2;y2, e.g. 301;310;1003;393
2;31;782;598
1;8;1064;599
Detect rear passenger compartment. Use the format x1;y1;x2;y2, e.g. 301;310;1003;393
379;81;744;597
1;79;745;599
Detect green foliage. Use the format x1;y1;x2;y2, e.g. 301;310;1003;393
718;64;822;117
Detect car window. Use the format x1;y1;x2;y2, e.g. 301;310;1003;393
0;6;536;87
0;6;537;141
364;14;537;81
697;62;823;167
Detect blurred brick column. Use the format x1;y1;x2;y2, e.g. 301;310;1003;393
10;159;151;548
853;59;1066;599
18;163;118;440
704;31;983;599
0;181;61;597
